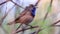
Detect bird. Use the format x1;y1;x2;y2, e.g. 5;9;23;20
7;0;40;31
7;4;36;30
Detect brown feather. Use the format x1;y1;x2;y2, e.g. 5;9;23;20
8;5;34;25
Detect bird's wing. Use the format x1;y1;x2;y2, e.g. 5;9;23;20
15;9;28;21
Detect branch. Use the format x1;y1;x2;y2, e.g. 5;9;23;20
51;20;60;26
11;0;24;9
16;26;39;33
0;1;15;34
0;0;11;5
43;11;49;22
43;0;53;22
0;5;15;25
30;28;41;34
0;1;7;5
35;0;41;6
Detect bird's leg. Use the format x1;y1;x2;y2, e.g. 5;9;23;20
16;24;22;31
26;24;33;28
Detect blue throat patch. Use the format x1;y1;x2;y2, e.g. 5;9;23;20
31;7;36;17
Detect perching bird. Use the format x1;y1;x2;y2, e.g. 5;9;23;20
8;4;36;24
7;4;36;30
7;0;40;31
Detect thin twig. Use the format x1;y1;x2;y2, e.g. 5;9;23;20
0;5;15;30
51;20;60;26
11;0;24;9
0;5;15;26
1;5;15;21
0;0;11;5
0;1;8;5
35;0;40;6
43;0;53;22
0;0;14;34
16;26;39;33
0;5;15;34
32;28;42;34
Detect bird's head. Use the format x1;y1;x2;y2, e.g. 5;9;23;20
29;4;36;17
